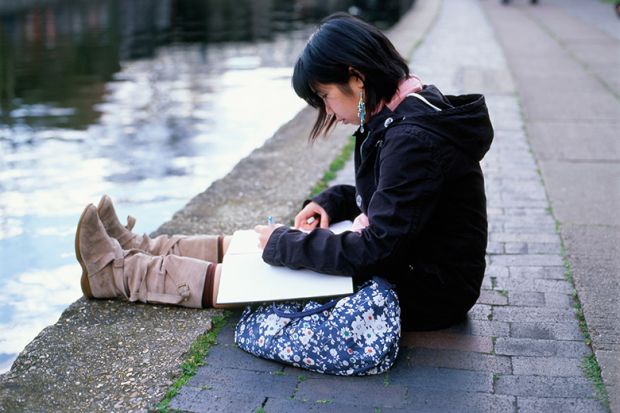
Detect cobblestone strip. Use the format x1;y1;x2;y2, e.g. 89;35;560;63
400;0;607;412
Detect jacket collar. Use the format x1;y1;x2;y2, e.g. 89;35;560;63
361;105;405;137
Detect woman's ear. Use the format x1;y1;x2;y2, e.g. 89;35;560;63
348;67;365;87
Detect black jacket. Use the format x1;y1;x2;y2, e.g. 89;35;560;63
263;85;494;330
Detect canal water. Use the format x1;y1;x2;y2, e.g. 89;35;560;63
0;0;413;372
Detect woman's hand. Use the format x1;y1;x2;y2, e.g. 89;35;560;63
351;213;369;233
255;224;283;249
294;201;330;231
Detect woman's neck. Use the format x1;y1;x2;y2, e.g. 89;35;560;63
369;75;424;118
385;75;423;111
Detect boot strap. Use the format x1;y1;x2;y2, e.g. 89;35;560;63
158;235;184;256
118;231;140;248
143;258;191;305
116;216;137;248
126;215;136;231
146;288;189;304
112;257;131;300
116;252;192;304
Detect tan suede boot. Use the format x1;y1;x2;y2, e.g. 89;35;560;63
97;195;223;262
75;204;213;308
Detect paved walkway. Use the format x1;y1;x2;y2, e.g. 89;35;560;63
481;1;620;410
168;0;610;411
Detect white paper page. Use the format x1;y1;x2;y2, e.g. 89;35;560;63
217;223;354;304
328;220;353;234
224;229;262;255
217;253;353;303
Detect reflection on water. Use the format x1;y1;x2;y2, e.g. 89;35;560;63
0;0;413;372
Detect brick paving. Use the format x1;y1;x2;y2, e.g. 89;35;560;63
168;0;608;411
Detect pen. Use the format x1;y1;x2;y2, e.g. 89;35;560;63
267;215;273;226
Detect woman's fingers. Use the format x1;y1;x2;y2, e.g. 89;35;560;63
295;219;317;232
254;225;266;248
294;202;329;230
254;224;281;249
319;209;330;228
351;213;369;233
293;207;311;228
293;212;306;229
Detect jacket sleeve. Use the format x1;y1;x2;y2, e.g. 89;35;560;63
263;126;443;277
311;184;360;223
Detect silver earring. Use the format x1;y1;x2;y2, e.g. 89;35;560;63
358;91;366;132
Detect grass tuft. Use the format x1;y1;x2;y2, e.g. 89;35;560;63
308;135;356;198
553;221;609;410
383;372;391;386
155;312;229;412
582;354;610;411
559;244;592;346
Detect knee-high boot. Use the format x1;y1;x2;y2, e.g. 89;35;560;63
97;195;224;263
75;204;217;308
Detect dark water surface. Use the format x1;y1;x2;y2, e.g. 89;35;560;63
0;0;413;372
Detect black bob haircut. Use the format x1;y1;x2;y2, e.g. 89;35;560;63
292;12;410;141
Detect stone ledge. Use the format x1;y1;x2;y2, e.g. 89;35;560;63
0;298;218;412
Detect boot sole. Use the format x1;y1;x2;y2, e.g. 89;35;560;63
75;206;94;299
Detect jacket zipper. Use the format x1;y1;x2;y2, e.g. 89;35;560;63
374;140;383;185
359;131;372;160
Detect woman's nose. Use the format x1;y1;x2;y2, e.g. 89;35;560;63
324;103;334;116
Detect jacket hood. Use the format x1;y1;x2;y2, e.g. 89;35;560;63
365;85;494;161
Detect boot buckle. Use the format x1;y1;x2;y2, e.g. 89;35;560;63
177;284;190;299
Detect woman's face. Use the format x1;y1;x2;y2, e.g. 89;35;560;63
314;76;364;126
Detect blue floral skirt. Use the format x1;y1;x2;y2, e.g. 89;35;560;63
234;278;401;376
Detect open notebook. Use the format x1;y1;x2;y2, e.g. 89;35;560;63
216;221;354;304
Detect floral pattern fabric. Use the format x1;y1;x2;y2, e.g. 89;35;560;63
234;279;400;376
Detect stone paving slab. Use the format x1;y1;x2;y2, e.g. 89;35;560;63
482;0;620;410
168;0;609;412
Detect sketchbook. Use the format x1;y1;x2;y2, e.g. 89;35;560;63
216;221;354;304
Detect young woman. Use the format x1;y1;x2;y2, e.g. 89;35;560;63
76;13;493;331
